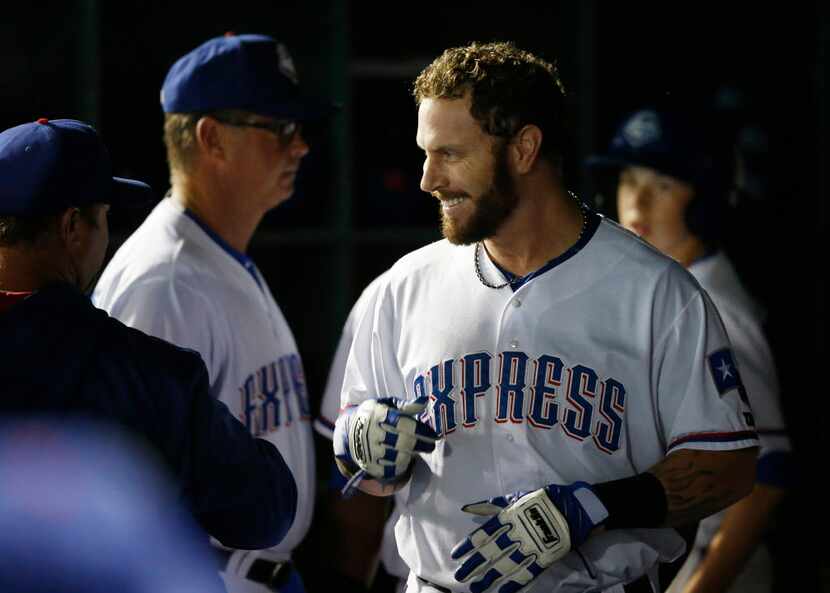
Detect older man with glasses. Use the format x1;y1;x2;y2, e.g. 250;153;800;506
94;33;330;593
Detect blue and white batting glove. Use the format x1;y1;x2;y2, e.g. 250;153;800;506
451;482;609;593
333;396;438;496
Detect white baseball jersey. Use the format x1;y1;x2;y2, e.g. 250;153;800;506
340;212;758;592
315;272;410;582
94;197;315;563
666;250;791;593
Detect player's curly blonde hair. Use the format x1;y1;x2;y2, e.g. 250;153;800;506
413;41;568;166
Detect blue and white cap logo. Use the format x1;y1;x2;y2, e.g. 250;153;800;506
276;43;298;85
622;110;662;148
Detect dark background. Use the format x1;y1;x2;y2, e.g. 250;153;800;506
2;1;825;591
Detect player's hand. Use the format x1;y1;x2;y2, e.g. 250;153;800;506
333;396;438;494
451;482;608;593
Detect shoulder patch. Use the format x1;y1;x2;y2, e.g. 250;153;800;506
707;348;745;398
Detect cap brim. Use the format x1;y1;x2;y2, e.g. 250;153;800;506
111;177;154;209
584;154;633;172
585;153;701;187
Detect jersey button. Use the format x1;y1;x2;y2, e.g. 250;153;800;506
512;299;522;307
509;340;519;349
506;434;514;442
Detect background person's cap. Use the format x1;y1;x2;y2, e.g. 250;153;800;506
585;108;712;188
160;33;334;120
0;118;153;217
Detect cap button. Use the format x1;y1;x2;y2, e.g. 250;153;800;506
36;118;49;124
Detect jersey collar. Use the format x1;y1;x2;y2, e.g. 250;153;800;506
491;209;602;291
182;208;262;289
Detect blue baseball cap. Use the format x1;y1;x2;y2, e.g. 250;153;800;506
161;33;332;120
585;108;712;188
0;118;153;217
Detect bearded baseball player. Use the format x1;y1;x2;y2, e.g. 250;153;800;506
332;42;759;593
587;107;793;593
94;34;326;593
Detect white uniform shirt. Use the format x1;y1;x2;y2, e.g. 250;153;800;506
688;250;790;546
340;214;758;592
94;197;315;559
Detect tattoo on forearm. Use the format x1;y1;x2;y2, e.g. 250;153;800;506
650;450;749;526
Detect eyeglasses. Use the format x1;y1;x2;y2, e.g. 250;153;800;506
211;115;301;145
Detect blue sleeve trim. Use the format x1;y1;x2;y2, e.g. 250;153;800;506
756;450;795;489
757;428;789;437
329;459;349;491
317;416;336;431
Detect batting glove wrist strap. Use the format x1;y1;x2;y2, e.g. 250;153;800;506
452;482;608;593
542;482;608;546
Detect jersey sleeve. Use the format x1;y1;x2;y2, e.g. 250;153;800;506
719;308;790;454
340;275;407;411
652;267;759;454
102;277;228;392
315;273;391;439
718;307;793;488
314;315;355;440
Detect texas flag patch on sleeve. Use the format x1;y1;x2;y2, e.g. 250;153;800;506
708;348;749;404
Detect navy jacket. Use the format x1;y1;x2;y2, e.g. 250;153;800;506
0;283;297;549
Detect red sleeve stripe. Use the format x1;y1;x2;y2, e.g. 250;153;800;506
667;430;759;452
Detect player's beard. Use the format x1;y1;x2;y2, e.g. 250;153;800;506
439;143;518;245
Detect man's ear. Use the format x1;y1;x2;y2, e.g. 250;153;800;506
194;116;228;162
58;207;82;248
509;124;543;175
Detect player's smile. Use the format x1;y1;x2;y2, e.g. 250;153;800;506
438;195;469;210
